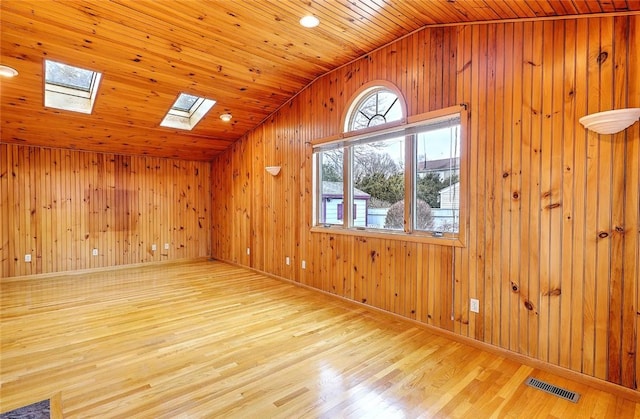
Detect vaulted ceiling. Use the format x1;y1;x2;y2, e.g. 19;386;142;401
2;0;639;160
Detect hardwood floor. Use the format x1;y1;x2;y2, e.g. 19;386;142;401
1;259;638;418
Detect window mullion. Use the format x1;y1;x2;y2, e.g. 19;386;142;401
313;152;321;226
404;133;415;233
344;147;354;228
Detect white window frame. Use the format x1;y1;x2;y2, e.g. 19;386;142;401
44;59;102;114
160;93;216;131
312;104;467;247
344;86;403;131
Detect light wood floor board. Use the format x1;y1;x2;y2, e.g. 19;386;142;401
1;259;638;417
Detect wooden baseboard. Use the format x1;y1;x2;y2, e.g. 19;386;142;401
215;257;640;403
0;257;211;282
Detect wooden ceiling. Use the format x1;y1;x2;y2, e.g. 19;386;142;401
2;1;639;161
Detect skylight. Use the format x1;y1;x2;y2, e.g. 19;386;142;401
44;59;102;114
160;93;216;130
172;93;199;112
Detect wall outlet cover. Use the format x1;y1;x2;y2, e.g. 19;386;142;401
470;298;480;313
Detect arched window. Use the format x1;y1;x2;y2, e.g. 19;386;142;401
313;83;466;246
345;87;403;131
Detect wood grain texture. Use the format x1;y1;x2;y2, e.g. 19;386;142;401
1;259;638;417
211;15;640;392
0;144;211;277
2;2;639;160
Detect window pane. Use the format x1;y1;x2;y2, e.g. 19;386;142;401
162;94;216;130
359;95;378;119
45;60;95;91
377;91;401;120
44;60;102;114
173;93;199;112
349;88;402;131
352;137;405;230
318;149;344;226
414;122;460;233
352;112;371;131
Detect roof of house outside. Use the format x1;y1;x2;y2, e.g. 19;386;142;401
417;157;459;172
439;182;460;194
322;182;370;199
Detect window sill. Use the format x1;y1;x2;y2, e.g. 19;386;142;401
310;225;465;247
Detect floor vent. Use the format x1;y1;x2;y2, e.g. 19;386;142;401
524;376;580;403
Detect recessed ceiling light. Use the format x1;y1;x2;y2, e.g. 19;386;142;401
0;65;18;78
300;15;319;28
220;113;232;122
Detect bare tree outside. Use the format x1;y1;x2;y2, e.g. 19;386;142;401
352;146;399;183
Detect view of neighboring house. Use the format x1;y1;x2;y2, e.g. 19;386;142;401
439;182;460;209
418;157;460;231
322;173;460;231
321;181;370;227
417;157;459;180
434;182;460;232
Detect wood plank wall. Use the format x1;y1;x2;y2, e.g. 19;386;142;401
211;16;640;390
0;144;212;277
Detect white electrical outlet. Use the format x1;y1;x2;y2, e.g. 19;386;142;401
301;260;306;269
92;248;98;256
164;243;170;250
285;256;290;266
246;247;250;255
151;244;157;251
24;254;32;262
470;298;480;313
